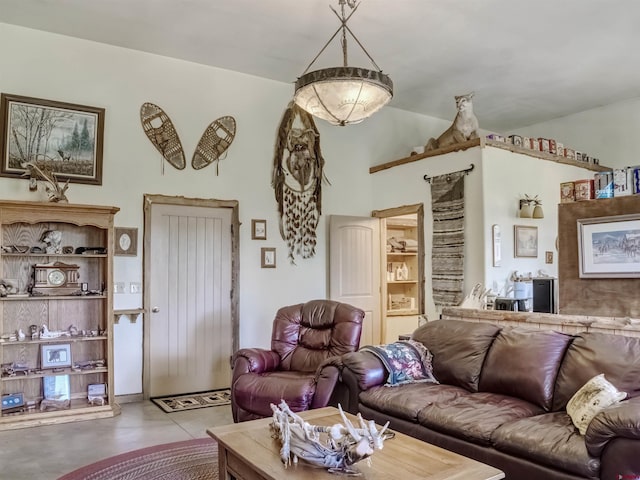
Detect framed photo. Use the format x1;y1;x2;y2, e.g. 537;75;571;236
251;219;267;240
0;93;104;185
261;247;276;268
114;227;138;256
43;375;70;401
577;214;640;278
492;224;501;267
41;343;72;369
514;225;538;258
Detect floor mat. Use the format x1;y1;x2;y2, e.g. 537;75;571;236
151;389;231;413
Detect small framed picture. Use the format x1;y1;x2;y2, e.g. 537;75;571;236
514;225;538;258
261;247;276;268
88;383;107;405
114;227;138;256
43;375;70;401
41;344;72;369
251;219;267;240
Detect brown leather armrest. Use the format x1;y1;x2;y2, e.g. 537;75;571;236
340;351;388;391
586;396;640;457
231;348;280;375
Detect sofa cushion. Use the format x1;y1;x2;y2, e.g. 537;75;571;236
411;319;500;392
359;383;468;422
359;340;437;386
492;412;600;479
479;327;572;410
416;392;544;446
553;332;640;411
567;373;627;435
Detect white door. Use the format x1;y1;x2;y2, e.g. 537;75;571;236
329;215;381;346
148;203;232;396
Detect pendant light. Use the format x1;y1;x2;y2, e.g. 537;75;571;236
293;0;393;126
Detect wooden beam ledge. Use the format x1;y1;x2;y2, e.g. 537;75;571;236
114;308;146;324
369;137;612;174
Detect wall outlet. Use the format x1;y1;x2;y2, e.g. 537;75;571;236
130;282;141;294
114;282;125;294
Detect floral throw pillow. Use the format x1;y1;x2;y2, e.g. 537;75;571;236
566;373;627;435
360;340;438;386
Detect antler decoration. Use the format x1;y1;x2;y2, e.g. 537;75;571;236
21;162;69;203
270;400;391;475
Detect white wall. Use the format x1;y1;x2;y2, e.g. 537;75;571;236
0;23;452;395
481;148;601;297
2;23;631;396
512;97;640;170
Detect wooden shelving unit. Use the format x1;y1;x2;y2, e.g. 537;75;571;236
0;200;120;430
373;204;425;341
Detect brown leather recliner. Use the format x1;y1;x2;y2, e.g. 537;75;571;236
230;299;364;422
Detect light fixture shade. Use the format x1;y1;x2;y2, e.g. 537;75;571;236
519;203;532;218
294;67;393;126
532;205;544;218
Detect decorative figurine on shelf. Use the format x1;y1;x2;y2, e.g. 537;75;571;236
0;279;18;297
21;162;69;203
425;92;479;151
270;401;391;475
42;230;63;254
29;324;39;340
17;329;26;341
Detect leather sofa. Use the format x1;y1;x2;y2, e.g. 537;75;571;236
331;318;640;480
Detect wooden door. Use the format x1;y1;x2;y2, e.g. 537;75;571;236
147;200;233;397
329;215;381;346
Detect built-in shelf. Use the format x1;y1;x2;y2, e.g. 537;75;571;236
113;308;146;324
2;367;108;382
0;336;107;346
370;137;612;174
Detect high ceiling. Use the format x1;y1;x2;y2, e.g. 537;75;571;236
1;0;639;131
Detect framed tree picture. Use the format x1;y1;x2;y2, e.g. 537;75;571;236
0;93;105;185
514;225;538;258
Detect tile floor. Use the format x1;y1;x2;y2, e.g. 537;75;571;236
0;400;234;480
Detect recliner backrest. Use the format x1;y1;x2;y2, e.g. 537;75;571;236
271;299;364;372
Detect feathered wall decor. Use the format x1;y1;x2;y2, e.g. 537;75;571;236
272;102;328;264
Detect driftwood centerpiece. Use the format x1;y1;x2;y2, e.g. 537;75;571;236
270;401;391;476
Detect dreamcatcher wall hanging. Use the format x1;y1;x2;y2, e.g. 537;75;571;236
140;102;236;174
273;101;329;264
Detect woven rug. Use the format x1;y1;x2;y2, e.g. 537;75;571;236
151;389;231;413
430;171;466;306
58;438;217;480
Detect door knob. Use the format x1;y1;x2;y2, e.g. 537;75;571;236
152;307;160;313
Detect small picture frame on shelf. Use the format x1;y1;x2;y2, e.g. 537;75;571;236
88;383;107;406
40;344;72;369
261;247;276;268
251;219;267;240
114;227;138;256
41;375;71;411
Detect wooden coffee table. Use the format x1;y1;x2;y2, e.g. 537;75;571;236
207;407;504;480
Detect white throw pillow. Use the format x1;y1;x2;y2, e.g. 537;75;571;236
567;373;627;435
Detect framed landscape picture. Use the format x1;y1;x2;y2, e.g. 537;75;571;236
577;214;640;278
0;93;104;185
514;225;538;258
